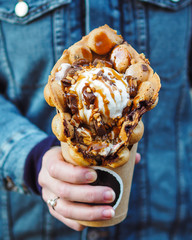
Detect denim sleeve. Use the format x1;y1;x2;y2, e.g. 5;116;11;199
24;136;60;195
0;94;48;194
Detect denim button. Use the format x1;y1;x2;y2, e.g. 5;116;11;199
15;1;29;18
87;230;99;240
87;229;109;240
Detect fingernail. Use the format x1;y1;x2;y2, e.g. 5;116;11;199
85;171;97;182
102;208;115;219
103;190;115;202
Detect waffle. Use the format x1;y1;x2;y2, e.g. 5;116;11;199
44;25;161;168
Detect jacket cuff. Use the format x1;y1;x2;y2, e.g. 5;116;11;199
24;135;60;195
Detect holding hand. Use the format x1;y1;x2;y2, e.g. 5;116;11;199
38;146;141;231
38;147;116;231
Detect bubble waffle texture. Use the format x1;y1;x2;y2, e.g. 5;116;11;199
44;25;161;168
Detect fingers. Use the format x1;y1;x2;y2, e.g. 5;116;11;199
40;146;119;230
45;191;115;222
44;147;97;184
40;162;115;204
46;178;115;204
49;159;97;184
135;152;141;164
48;207;85;231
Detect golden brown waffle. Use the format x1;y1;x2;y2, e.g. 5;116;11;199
44;24;161;168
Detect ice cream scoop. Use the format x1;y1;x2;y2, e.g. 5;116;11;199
56;63;130;124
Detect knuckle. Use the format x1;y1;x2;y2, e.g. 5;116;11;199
69;166;80;183
86;190;96;202
38;172;44;187
87;211;95;221
61;206;71;218
58;184;70;199
48;163;57;178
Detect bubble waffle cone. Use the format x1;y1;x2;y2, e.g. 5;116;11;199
44;24;161;226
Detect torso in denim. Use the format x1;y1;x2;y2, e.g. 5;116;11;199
0;0;192;239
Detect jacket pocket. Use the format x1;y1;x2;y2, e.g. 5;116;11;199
139;0;191;11
0;0;71;24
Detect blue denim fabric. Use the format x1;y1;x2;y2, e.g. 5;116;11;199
0;0;192;239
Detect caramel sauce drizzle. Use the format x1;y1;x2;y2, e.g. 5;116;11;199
69;66;128;121
111;69;127;87
96;88;110;117
101;79;115;100
94;32;112;54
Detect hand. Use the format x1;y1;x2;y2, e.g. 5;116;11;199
38;147;116;231
38;147;141;231
135;152;141;164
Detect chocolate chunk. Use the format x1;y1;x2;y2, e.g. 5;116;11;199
67;93;78;114
66;67;77;76
122;106;130;116
96;70;110;82
96;70;104;77
93;119;107;136
127;111;135;121
61;78;71;87
72;59;90;67
124;124;132;133
93;58;113;68
126;77;138;98
82;86;96;105
63;119;70;137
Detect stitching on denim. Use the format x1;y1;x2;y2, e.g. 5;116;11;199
170;5;192;237
139;0;191;10
169;85;184;238
0;192;11;240
53;8;63;64
135;2;150;239
85;0;90;35
135;1;148;54
0;22;17;99
0;0;71;24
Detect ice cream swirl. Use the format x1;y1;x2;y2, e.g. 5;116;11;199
68;66;129;124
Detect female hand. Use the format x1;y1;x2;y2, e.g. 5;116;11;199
38;146;141;231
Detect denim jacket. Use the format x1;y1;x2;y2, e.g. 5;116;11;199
0;0;192;239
